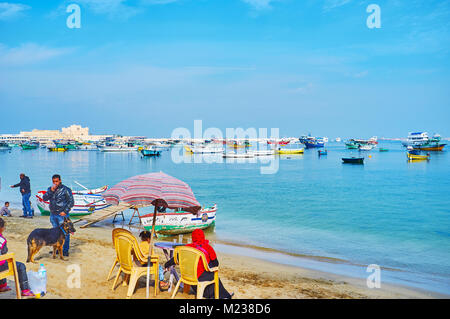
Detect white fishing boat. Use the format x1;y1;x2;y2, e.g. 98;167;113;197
99;144;138;152
76;143;98;151
140;204;217;235
222;152;255;158
36;191;110;216
250;150;275;156
73;185;108;195
358;144;374;151
184;145;223;154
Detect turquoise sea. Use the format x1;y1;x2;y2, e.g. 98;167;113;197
1;141;449;294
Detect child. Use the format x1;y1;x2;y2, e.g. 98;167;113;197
0;202;11;217
138;230;169;291
0;218;35;297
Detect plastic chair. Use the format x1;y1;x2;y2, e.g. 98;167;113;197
111;232;159;298
171;246;219;299
0;253;21;299
106;228;127;281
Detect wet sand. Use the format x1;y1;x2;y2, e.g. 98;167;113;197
0;211;445;299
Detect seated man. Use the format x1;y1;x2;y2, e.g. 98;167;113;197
0;218;35;297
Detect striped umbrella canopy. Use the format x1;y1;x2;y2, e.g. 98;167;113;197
102;171;201;213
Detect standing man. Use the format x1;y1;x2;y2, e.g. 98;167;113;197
42;174;74;257
10;173;32;218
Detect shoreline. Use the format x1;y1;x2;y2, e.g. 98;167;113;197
0;212;447;299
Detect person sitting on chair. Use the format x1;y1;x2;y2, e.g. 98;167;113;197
164;229;233;299
138;231;169;291
0;218;35;297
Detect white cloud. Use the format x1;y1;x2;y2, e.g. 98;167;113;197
0;43;72;66
0;2;30;20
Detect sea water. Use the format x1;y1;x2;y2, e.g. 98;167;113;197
0;141;449;294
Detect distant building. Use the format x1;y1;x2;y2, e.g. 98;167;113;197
61;124;89;139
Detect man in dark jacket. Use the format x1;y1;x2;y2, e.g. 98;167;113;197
42;174;74;257
10;173;33;218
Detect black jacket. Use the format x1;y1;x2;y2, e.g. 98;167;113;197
42;184;74;215
12;176;31;194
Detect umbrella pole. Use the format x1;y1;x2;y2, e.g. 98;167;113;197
146;205;157;299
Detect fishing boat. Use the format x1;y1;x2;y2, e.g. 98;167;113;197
403;132;446;151
75;143;98;151
98;143;138;152
318;149;328;156
407;150;430;161
345;141;359;149
299;136;325;148
140;204;217;235
358;144;374;151
275;148;304;155
379;148;389;152
141;147;162;157
342;157;364;164
267;140;290;146
20;142;39;150
48;146;67;152
222;152;255;158
184;145;223;154
36;191;110;216
335;137;342;142
0;142;12;151
73;184;108;195
250;150;275;156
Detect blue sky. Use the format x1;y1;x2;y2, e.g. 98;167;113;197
0;0;449;138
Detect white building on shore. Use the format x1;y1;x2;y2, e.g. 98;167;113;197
1;124;114;144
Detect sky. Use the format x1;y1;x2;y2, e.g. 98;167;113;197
0;0;449;138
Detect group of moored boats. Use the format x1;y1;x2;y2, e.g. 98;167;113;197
1;139;176;157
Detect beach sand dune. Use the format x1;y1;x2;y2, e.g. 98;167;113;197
0;212;440;299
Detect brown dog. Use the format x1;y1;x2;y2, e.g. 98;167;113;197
26;217;76;263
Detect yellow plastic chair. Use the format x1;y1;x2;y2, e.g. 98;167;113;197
0;253;21;299
111;232;159;298
171;246;219;299
106;228;127;281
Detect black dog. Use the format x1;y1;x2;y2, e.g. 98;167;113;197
26;217;76;263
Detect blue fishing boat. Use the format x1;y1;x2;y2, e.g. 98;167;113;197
299;135;325;148
141;147;162;157
318;149;327;156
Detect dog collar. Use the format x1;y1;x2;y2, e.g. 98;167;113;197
60;225;67;236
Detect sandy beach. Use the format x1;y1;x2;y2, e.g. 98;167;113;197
0;211;445;299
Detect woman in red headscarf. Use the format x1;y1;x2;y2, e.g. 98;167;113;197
165;229;233;299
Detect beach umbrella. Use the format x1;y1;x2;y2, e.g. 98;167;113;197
102;171;201;298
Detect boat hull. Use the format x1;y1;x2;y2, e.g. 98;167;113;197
36;191;110;216
342;157;364;164
140;205;217;235
275;149;304;154
141;149;162;156
412;144;446;151
407;153;430;161
303;142;324;149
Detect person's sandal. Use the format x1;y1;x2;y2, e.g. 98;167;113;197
21;289;35;297
159;281;170;291
0;286;12;293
